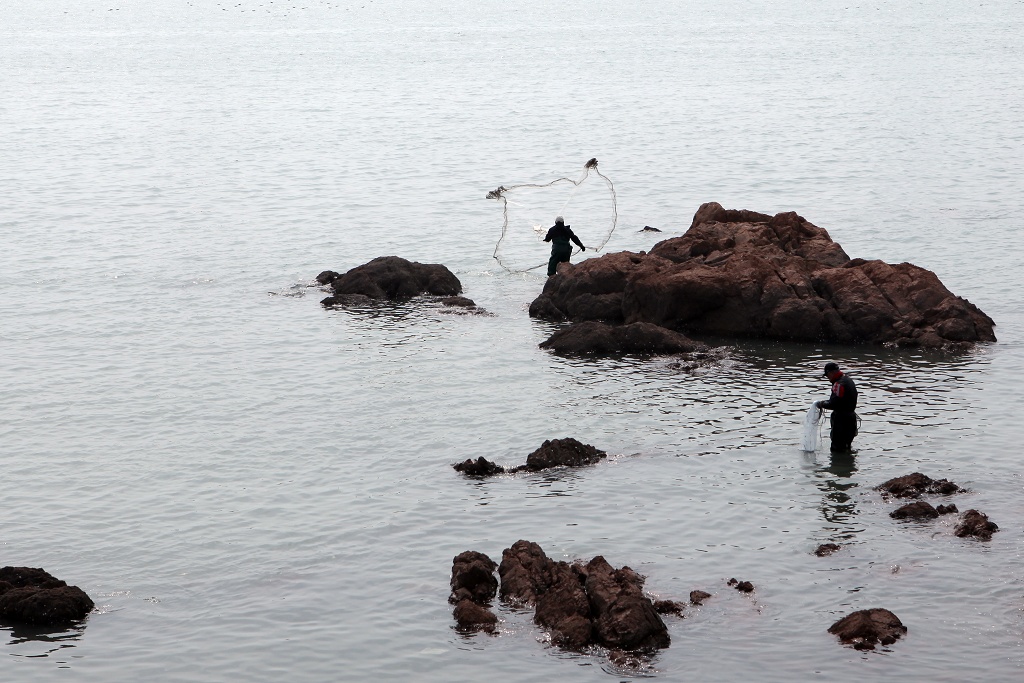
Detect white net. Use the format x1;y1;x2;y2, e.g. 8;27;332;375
487;158;618;273
802;402;824;452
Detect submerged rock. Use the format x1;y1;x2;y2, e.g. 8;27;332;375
954;509;999;541
529;203;995;349
652;599;686;616
890;501;939;520
814;543;841;557
640;226;662;233
539;321;705;356
936;503;959;515
876;472;965;499
828;608;907;650
0;567;94;626
321;256;462;303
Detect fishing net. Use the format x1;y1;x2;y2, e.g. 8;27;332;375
487;158;618;274
802;402;825;452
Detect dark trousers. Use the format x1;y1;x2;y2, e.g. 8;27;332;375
830;411;858;452
547;243;572;276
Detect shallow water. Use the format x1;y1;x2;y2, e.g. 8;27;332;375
2;1;1023;680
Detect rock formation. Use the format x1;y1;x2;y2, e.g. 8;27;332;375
538;321;706;356
689;590;712;605
828;608;907;650
319;256;462;306
450;551;499;632
890;501;939;519
727;578;754;593
452;439;607;478
0;567;94;626
494;541;671;651
954;509;999;541
529;203;995;349
876;472;964;499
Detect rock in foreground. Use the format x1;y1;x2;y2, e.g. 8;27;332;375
529;203;995;349
0;567;94;626
450;551;499;633
828;608;907;650
495;541;671;651
539;321;705;356
320;256;461;305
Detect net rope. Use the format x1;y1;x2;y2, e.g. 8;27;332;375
487;158;618;274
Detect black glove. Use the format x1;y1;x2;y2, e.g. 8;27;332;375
581;246;587;251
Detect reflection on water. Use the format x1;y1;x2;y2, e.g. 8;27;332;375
3;621;86;660
815;451;862;541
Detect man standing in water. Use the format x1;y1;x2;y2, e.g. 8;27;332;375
544;216;586;276
816;362;859;453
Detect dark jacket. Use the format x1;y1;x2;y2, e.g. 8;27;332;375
544;224;584;249
821;373;857;414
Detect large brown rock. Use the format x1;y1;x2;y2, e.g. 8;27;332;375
539;321;705;356
828;608;907;650
498;540;555;605
584;556;670;651
529;203;996;349
534;562;593;648
321;256;461;303
0;567;94;626
890;501;939;519
453;598;498;633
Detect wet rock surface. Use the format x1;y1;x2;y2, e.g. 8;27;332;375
652;600;686;616
452;457;506;477
521;438;607;471
877;472;965;498
890;501;940;519
814;543;841;556
450;551;499;632
689;590;712;605
453;439;607;478
539;321;706;356
0;567;94;626
489;541;671;651
529;203;995;349
727;578;754;593
936;503;959;515
319;256;462;304
954;509;999;541
828;608;907;650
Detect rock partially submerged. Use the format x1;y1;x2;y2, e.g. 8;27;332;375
496;541;671;651
936;503;959;515
319;256;461;306
890;501;939;520
727;578;754;593
453;439;607;478
450;551;499;633
828;608;907;650
0;567;94;626
529;203;995;349
539;321;706;356
814;543;841;557
876;472;965;499
954;509;999;541
689;590;712;605
522;438;606;471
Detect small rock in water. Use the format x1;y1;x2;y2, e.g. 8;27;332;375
727;578;754;593
518;438;607;472
828;608;907;650
689;590;712;605
652;599;685;616
954;509;998;541
0;567;94;626
640;225;662;232
814;543;841;556
452;598;498;633
936;503;959;515
890;501;939;519
876;472;964;499
453;457;505;477
449;551;498;605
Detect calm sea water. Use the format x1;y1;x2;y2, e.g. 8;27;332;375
2;1;1023;680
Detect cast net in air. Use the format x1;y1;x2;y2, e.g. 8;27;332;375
487;158;618;274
